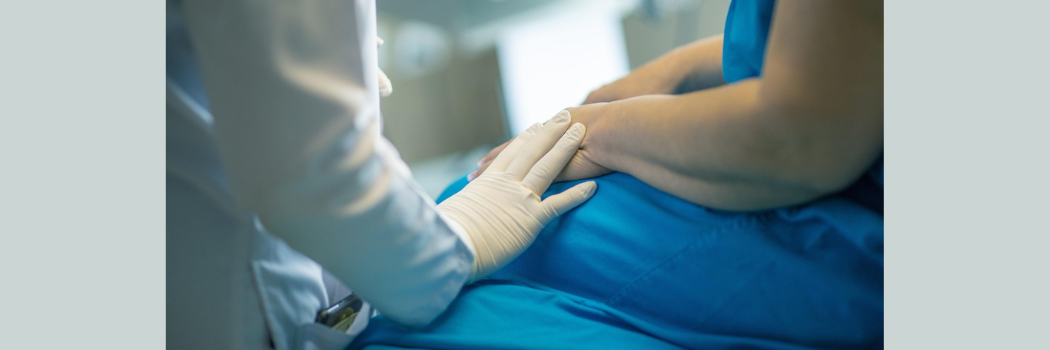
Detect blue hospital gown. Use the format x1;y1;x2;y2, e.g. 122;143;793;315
349;1;883;348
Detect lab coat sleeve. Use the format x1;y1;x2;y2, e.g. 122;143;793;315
180;0;474;327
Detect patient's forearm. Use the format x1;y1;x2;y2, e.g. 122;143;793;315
579;79;861;211
583;34;727;105
614;159;828;211
664;34;727;94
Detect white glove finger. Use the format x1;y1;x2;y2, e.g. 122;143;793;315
522;123;585;194
505;110;572;179
485;123;540;175
378;68;393;97
538;181;597;224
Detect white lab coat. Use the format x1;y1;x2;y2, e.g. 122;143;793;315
167;0;474;349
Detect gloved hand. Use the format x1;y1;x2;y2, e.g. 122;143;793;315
470;105;612;183
438;110;598;283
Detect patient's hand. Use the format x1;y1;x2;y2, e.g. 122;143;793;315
471;108;611;183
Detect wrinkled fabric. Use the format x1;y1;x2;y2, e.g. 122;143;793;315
168;81;373;350
177;0;473;329
349;172;883;349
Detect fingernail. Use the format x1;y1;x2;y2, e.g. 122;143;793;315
552;110;570;123
467;172;477;181
477;159;485;167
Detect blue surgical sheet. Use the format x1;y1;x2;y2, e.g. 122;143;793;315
349;172;883;349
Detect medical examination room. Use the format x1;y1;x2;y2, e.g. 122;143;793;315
167;0;883;348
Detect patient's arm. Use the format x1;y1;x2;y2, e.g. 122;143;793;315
471;35;726;181
568;1;883;211
582;34;726;104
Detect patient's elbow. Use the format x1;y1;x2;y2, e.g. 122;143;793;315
770;129;879;198
757;107;878;197
799;162;866;195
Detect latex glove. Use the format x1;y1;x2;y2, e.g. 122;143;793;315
377;36;393;96
438;110;598;282
470;106;612;183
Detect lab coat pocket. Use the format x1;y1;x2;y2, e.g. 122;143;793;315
251;224;374;350
297;298;372;350
250;224;332;350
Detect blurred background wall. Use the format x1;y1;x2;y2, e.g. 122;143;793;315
375;0;731;197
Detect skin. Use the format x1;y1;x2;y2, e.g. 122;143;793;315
474;1;883;211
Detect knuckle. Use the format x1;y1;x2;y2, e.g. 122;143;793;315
558;132;581;144
531;166;551;179
561;136;582;149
